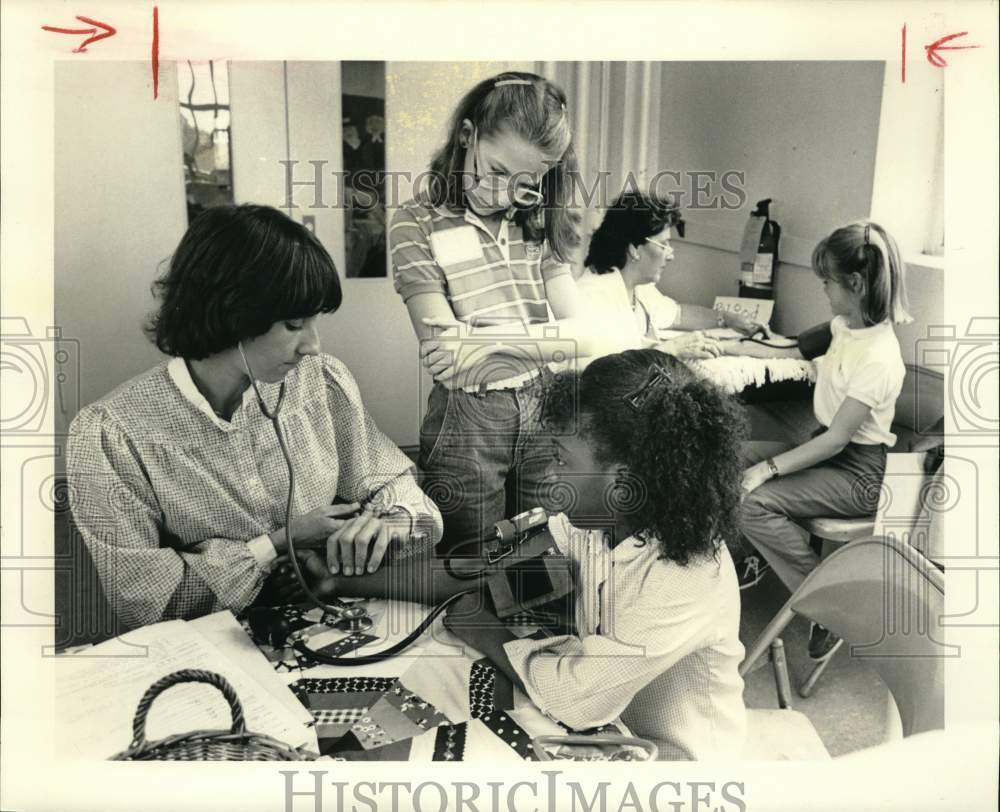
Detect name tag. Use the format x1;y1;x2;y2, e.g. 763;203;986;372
429;226;483;268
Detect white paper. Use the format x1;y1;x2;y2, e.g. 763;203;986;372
188;610;316;733
55;619;315;759
714;295;775;326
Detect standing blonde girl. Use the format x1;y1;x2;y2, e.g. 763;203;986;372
390;71;593;554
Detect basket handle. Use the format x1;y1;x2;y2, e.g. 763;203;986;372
128;669;247;750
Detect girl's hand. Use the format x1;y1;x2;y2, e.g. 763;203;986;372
741;462;773;495
419;318;468;384
718;339;748;356
421;316;464;337
326;510;411;576
658;331;723;360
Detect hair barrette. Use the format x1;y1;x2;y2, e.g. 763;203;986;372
622;364;672;411
495;79;534;88
863;224;871;246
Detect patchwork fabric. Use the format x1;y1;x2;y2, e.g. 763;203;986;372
476;710;537;760
292;677;399;696
241;603;383;671
291;677;451;757
313;708;367;725
433;723;468;761
313;632;378;659
468;659;537;760
468;660;495;719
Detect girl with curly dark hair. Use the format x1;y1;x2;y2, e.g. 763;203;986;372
309;349;748;759
458;348;749;759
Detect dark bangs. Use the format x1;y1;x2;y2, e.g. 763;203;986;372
252;223;342;324
146;204;342;359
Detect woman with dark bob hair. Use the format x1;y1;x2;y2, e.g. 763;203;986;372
580;191;770;360
67;204;442;631
298;349;748;760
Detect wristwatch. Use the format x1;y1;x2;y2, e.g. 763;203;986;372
765;458;780;478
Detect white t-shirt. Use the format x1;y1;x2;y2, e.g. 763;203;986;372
813;316;905;446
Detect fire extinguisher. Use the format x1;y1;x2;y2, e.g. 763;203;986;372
738;198;780;300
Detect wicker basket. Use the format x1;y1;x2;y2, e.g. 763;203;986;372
111;669;318;761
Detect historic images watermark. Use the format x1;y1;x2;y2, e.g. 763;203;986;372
281;162;749;213
281;770;748;812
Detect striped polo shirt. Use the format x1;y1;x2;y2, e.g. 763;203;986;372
390;196;572;325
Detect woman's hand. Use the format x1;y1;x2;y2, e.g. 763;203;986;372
269;502;361;554
326;510;411;576
723;310;772;338
658;331;722;360
741;462;773;496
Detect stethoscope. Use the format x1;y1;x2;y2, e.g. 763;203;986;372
237;343;472;664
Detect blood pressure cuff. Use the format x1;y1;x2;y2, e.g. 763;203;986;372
484;527;574;619
798;321;833;360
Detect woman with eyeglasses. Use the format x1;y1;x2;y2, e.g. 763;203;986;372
579;191;771;361
389;71;596;556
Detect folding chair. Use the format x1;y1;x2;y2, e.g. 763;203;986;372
795;450;937;695
741;535;946;759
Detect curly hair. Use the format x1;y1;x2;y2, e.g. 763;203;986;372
584;191;685;274
144;204;342;359
542;349;746;565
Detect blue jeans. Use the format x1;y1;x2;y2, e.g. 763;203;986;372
418;369;557;555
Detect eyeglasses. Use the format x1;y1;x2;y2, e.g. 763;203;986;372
645;236;672;251
471;131;545;209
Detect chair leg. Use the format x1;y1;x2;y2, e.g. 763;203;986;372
740;603;796;678
769;638;793;709
799;652;836;698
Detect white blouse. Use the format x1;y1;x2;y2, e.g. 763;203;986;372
503;514;747;760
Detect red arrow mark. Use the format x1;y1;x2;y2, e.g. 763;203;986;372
42;15;116;53
925;31;980;68
152;6;160;99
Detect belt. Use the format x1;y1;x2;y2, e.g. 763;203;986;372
461;365;545;395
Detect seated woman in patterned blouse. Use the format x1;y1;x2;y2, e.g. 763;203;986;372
308;349;747;760
67;204;442;631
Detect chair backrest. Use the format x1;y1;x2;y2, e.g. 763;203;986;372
891;364;944;451
873;452;932;536
788;536;946;737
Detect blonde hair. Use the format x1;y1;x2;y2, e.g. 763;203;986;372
812;220;912;325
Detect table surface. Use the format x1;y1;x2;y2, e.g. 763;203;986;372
246;599;635;762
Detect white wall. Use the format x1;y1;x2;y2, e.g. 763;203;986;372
54;61;187;455
54;60;533;453
649;60;942;366
383;61;536;441
658;61;885;258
